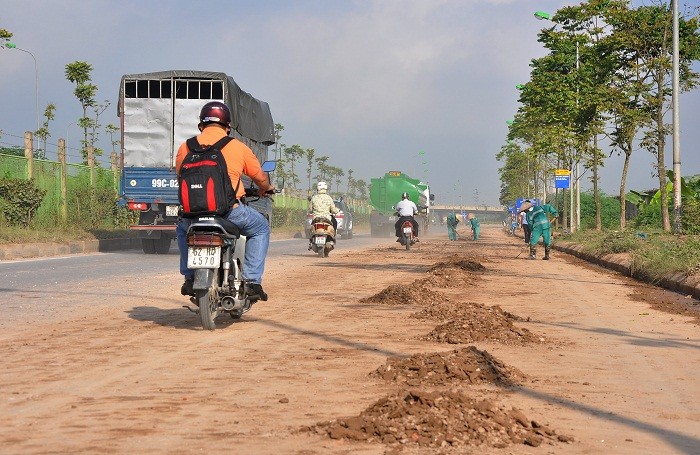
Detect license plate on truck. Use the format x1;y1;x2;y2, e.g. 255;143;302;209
166;205;179;217
187;246;221;268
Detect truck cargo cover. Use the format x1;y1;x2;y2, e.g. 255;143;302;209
118;70;275;145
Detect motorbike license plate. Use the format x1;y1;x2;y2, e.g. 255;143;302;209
187;246;221;268
314;236;326;245
166;205;179;217
403;227;413;234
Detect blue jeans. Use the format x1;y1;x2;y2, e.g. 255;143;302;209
177;204;270;284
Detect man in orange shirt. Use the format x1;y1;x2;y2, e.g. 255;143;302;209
176;101;275;300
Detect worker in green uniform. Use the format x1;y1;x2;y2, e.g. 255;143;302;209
467;213;480;240
446;211;459;241
519;200;558;260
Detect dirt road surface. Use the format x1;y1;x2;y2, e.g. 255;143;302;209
1;225;699;454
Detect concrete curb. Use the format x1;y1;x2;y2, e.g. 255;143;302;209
0;238;142;261
553;242;700;300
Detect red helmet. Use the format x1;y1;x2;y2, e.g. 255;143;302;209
199;101;231;128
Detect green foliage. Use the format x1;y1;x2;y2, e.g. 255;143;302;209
0;146;24;157
681;198;700;235
633;235;700;280
591;230;644;255
579;191;620;229
632;203;662;229
68;187;122;230
0;178;47;226
496;142;532;205
0;28;12;47
271;207;307;230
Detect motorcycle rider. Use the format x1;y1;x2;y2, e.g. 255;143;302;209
394;192;419;242
308;181;339;232
176;101;275;301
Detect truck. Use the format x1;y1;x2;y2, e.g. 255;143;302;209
117;70;275;254
369;171;432;237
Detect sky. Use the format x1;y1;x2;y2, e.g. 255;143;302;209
2;0;699;207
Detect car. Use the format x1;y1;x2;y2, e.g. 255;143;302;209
305;199;354;239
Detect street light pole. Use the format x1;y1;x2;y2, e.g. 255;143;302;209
671;0;681;234
7;42;39;136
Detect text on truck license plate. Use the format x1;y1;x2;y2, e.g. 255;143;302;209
166;205;179;217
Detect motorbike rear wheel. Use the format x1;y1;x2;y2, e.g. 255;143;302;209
196;279;219;330
405;235;411;251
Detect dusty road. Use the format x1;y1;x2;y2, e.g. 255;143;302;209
1;225;698;454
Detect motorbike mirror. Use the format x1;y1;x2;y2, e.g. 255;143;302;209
261;160;276;173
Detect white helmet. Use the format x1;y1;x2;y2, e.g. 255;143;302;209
317;182;328;192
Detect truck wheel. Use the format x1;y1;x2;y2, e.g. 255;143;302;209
154;238;171;254
346;228;353;239
142;239;156;254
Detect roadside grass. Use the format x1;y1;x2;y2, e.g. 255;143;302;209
562;229;700;281
0;224;119;244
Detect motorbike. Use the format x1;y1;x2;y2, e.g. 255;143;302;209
309;216;336;258
397;218;417;250
184;179;276;330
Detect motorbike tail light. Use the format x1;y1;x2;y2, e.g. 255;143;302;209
313;223;327;230
128;201;148;211
187;233;224;247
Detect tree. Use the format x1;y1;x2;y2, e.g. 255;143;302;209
106;124;120;157
87;100;111;161
273;123;286;187
314;155;329;182
273;123;285;161
496;141;533;206
282;144;304;188
304;147;316;196
354;179;368;199
65;61;97;163
34;103;56;160
347;169;354;196
0;29;12;48
327;166;344;194
609;4;700;231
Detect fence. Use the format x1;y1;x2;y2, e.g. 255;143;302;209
0;132;121;228
273;188;372;215
1;131;372;229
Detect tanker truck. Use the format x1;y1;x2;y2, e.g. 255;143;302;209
369;171;432;237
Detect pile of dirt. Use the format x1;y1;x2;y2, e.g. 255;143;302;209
414;258;486;288
420;303;541;345
360;283;448;306
310;389;572;449
413;302;524;323
371;346;526;387
428;258;487;273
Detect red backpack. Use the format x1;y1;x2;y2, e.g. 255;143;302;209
178;136;239;217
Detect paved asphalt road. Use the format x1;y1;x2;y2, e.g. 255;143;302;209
0;234;389;288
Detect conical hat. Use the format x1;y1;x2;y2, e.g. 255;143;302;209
519;201;533;212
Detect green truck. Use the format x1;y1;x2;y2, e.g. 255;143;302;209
369;171;432;237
